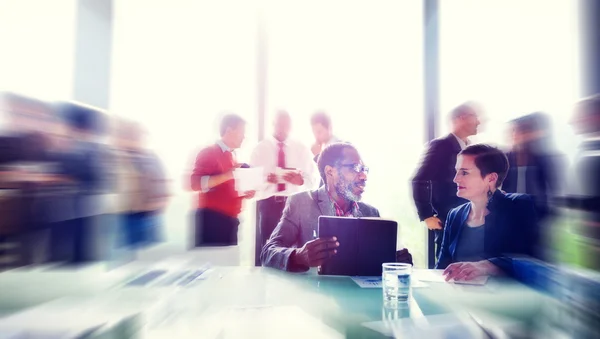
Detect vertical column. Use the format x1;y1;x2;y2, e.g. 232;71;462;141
424;0;440;268
580;0;600;96
72;0;113;109
254;5;268;266
71;0;114;262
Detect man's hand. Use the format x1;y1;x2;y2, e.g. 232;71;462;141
243;190;256;199
283;172;304;186
267;173;278;184
293;237;339;268
424;216;443;230
443;260;500;282
396;248;413;265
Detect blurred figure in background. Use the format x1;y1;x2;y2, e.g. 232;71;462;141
412;101;482;267
114;120;169;249
50;102;110;264
310;111;340;162
564;94;600;269
250;110;318;266
0;93;62;267
190;114;255;247
503;112;564;223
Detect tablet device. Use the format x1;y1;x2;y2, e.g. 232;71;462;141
317;216;397;276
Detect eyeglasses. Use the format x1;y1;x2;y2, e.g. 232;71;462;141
339;163;369;174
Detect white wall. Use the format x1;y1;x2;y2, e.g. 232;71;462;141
0;0;77;101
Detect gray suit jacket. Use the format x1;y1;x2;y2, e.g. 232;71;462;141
260;186;380;272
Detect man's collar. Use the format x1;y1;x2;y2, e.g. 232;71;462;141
216;139;232;152
451;133;469;150
325;186;360;217
270;135;288;146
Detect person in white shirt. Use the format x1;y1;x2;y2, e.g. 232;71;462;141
310;111;340;162
250;110;319;265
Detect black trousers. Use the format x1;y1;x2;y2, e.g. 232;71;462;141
49;217;91;263
427;227;445;269
195;208;239;247
255;196;287;266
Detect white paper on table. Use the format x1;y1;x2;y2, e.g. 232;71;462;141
413;269;447;283
165;305;344;339
274;167;300;183
413;269;489;285
362;312;497;339
233;167;264;195
351;276;429;289
453;276;489;286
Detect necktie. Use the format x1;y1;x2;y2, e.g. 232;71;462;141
277;142;286;192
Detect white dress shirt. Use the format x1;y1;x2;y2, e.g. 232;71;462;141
451;133;469;150
250;136;319;200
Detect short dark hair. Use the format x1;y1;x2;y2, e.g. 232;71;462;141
220;114;245;136
310;111;331;129
56;101;106;136
317;142;356;182
511;112;551;134
459;144;509;188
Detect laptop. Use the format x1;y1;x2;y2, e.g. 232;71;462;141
317;216;397;276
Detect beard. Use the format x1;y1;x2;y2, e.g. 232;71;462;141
335;177;363;202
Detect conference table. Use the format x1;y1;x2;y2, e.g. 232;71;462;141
0;255;553;338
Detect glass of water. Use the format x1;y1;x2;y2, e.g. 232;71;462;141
382;263;412;305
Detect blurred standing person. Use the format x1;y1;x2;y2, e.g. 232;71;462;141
570;94;600;208
412;102;482;268
116;120;169;248
51;102;110;263
190;114;255;247
250;111;318;266
0;93;68;267
564;94;600;269
503;112;564;223
310;111;340;162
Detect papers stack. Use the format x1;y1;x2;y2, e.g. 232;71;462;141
233;167;264;195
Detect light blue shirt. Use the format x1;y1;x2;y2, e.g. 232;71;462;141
200;140;233;193
216;139;232;152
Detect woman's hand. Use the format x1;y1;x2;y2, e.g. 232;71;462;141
443;260;501;281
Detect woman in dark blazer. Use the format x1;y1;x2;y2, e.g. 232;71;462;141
436;144;540;281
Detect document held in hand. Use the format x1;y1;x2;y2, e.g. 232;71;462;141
274;167;300;183
233;167;264;195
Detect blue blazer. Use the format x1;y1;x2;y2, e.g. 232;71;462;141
436;190;540;273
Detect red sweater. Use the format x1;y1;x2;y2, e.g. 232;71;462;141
191;144;242;217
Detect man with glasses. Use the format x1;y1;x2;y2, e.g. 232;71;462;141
261;142;412;272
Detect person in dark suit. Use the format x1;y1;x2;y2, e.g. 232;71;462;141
51;101;111;263
412;102;482;267
438;144;540;281
261;142;412;272
503;112;564;223
561;94;600;269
